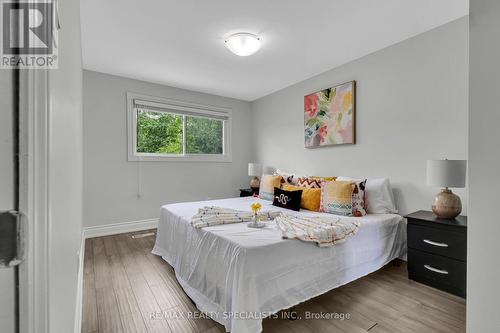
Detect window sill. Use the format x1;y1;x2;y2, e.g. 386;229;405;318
128;153;232;162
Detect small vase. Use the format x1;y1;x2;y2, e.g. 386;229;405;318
247;214;265;228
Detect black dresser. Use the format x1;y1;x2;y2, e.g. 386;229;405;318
405;210;467;298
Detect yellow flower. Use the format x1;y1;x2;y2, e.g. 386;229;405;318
251;202;262;214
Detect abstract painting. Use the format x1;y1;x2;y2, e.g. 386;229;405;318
304;81;355;147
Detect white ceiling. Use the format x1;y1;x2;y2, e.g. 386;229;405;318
80;0;468;101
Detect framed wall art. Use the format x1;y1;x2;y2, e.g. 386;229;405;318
304;80;356;147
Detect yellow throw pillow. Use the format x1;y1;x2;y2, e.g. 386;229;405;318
283;184;321;212
310;176;337;182
320;180;355;216
259;175;282;201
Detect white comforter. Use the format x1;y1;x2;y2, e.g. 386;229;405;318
152;197;406;333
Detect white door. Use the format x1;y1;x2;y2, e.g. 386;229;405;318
0;67;17;332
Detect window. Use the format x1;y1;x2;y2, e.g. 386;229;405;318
127;92;232;161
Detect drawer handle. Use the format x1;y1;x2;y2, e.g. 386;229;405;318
423;239;449;247
424;264;449;275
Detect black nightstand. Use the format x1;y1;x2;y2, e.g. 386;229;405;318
240;188;258;197
405;210;467;298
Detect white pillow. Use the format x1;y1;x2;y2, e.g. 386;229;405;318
336;177;398;214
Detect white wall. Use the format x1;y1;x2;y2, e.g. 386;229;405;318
251;17;468;216
468;1;500;331
47;0;84;331
83;71;253;227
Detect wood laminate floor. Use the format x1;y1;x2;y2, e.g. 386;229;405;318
82;230;466;333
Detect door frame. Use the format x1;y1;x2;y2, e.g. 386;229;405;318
17;65;50;333
14;1;55;331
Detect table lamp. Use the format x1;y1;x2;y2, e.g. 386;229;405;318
248;163;262;191
426;159;466;219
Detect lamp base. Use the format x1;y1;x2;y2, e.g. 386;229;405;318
250;176;260;192
432;188;462;219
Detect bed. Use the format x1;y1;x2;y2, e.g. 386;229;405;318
152;196;406;333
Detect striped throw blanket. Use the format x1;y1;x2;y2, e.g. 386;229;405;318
191;206;281;228
191;207;359;247
275;213;360;247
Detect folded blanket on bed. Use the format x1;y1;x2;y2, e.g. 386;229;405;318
275;213;360;247
191;207;359;247
191;206;281;228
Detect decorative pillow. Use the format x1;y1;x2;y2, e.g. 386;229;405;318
272;187;302;211
274;169;297;186
259;175;282;201
351;180;367;217
283;184;321;212
310;176;337;182
320;181;355;216
297;177;322;188
337;176;397;214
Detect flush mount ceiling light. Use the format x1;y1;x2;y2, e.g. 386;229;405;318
224;33;261;56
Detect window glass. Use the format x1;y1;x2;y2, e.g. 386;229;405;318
185;116;223;154
136;110;183;154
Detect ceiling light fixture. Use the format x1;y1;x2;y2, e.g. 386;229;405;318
224;33;261;56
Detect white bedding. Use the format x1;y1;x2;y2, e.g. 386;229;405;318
152;197;406;333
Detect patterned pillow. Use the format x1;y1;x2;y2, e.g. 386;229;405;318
258;175;282;201
298;176;337;188
297;177;322;188
272;187;302;211
283;184;321;212
320;181;355;216
274;170;297;186
351;180;367;217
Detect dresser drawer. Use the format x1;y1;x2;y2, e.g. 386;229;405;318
408;223;466;261
408;249;466;297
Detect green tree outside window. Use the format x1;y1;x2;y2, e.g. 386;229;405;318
136;110;223;155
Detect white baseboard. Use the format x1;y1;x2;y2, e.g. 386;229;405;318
83;218;159;239
74;234;85;333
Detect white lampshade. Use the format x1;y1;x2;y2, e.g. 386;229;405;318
426;160;466;188
248;163;262;177
263;165;275;174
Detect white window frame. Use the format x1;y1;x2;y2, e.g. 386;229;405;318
127;92;232;162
